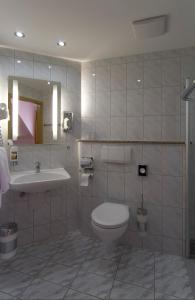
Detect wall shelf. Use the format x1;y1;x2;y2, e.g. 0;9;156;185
77;139;185;145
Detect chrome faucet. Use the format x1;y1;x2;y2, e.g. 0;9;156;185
35;161;41;173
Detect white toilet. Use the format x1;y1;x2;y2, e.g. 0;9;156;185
91;202;129;244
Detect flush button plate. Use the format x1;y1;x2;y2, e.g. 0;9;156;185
138;165;147;176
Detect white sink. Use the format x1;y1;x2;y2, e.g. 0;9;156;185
10;168;71;193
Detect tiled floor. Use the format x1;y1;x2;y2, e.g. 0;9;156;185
0;231;193;300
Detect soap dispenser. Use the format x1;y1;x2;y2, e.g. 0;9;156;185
10;145;18;165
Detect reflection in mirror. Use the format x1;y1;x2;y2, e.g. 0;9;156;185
8;77;61;144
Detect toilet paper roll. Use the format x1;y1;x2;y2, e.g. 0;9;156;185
80;173;90;187
80;157;92;168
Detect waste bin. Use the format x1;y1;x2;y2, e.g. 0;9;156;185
0;222;18;259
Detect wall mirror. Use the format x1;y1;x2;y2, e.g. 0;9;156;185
8;76;61;144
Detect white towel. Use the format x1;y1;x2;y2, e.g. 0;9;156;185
0;147;10;208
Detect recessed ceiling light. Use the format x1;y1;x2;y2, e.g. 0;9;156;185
137;79;141;82
92;73;96;77
48;81;51;85
14;31;25;38
17;60;21;64
57;40;66;47
48;65;52;69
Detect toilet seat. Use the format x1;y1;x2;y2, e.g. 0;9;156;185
91;202;129;229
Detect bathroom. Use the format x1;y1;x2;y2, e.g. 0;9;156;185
0;0;195;299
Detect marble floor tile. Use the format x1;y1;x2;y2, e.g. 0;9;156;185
155;253;183;265
21;278;68;300
60;237;94;255
39;262;80;286
0;233;194;300
0;291;17;300
116;264;154;289
81;257;118;278
120;248;155;269
71;271;113;299
155;272;193;299
23;242;58;259
8;253;47;276
53;248;88;267
65;289;101;299
155;257;188;278
0;269;33;297
110;280;154;300
155;292;186;300
88;243;125;262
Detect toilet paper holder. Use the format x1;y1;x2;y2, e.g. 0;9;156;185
80;157;94;175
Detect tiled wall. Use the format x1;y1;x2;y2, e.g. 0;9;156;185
79;47;195;255
1;46;194;255
0;48;81;246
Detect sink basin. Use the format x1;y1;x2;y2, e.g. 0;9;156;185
10;168;71;193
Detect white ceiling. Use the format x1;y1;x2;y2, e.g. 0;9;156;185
0;0;195;62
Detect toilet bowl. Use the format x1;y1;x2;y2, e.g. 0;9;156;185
91;202;129;243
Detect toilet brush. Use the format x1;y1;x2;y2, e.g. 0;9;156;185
137;194;148;236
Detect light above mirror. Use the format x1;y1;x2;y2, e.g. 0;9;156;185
12;80;19;141
52;85;58;141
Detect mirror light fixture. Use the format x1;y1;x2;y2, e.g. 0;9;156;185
12;80;19;141
52;85;58;140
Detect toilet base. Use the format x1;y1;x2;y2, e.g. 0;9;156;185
92;221;128;244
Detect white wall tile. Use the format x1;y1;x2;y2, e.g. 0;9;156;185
127;89;143;117
162;207;182;239
162;116;180;140
127;61;143;89
92;171;107;198
95;65;110;91
144;60;162;88
81;93;95;118
143;145;162;175
162;58;180;86
143;175;162;206
127;117;143;139
51;64;66;86
125;173;142;202
110;117;126;139
162;86;180;115
111;64;126;91
95;117;110;139
33;61;50;80
0;56;14;78
146;203;162;235
162;145;183;176
143;88;162;115
67;66;81;92
144;116;162;140
108;172;125;201
111;90;126;117
162;176;182;208
81;64;96;94
15;59;33;78
95;91;110;117
81;117;95;139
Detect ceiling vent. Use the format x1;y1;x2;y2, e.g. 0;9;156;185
132;15;168;39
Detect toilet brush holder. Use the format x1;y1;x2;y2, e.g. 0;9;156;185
137;207;148;237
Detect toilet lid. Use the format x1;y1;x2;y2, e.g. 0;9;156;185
91;202;129;229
